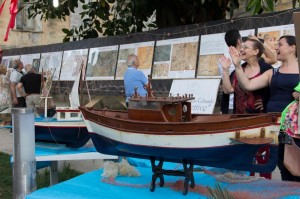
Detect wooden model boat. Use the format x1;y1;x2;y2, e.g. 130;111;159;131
35;107;90;148
79;92;280;172
79;88;280;194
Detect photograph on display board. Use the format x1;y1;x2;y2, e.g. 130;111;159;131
153;36;199;79
197;29;254;77
115;41;154;79
60;49;88;81
39;52;63;80
258;24;295;68
198;54;222;76
20;53;41;72
86;45;118;80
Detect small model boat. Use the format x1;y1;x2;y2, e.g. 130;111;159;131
35;107;90;148
35;67;90;148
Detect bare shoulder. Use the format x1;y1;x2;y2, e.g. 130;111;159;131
263;68;274;84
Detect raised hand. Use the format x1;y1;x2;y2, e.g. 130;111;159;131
218;55;231;72
248;34;260;42
229;46;242;67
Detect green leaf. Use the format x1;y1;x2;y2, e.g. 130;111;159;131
63;37;70;42
252;1;262;14
101;0;106;8
261;0;274;12
94;20;100;27
82;4;88;10
62;28;70;34
246;0;259;11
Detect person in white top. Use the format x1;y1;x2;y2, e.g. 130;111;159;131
9;60;26;107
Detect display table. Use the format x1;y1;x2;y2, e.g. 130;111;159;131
26;158;300;199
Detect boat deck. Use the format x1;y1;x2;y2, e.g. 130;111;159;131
89;109;276;123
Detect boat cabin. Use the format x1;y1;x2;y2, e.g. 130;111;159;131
56;107;82;121
128;94;194;122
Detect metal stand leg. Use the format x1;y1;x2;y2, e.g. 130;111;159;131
150;157;164;192
50;161;58;185
149;157;195;195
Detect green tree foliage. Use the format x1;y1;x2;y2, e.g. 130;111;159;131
23;0;299;42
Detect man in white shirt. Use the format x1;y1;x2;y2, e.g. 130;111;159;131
10;60;26;107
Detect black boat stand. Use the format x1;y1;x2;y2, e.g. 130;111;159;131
149;157;195;195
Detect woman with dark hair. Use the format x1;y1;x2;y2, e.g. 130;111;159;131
229;35;300;182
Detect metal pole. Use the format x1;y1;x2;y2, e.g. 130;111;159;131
12;108;36;199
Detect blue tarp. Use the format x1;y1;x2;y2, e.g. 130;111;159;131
26;158;300;199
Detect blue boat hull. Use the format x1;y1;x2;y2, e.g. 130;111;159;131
90;133;278;173
35;119;90;148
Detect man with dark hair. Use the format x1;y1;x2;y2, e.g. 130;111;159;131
224;29;242;48
221;29;242;114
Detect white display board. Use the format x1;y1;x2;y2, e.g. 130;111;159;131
170;79;221;114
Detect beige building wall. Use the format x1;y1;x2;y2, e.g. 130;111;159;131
0;1;70;49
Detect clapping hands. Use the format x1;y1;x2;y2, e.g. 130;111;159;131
229;46;242;67
218;55;231;72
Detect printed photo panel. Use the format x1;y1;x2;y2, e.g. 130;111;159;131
115;41;155;80
258;24;295;68
39;51;63;80
20;53;41;72
86;45;118;80
153;36;199;79
60;49;88;81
